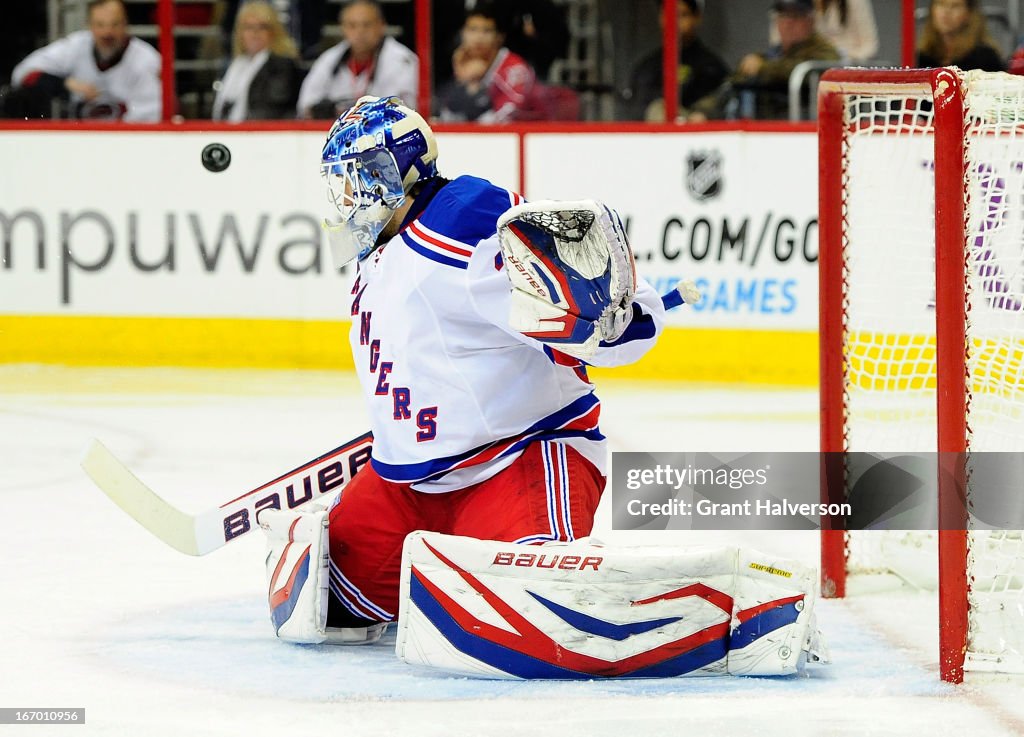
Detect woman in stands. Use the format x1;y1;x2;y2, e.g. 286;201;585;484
916;0;1004;71
212;0;301;121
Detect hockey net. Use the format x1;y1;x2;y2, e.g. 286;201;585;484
818;68;1024;683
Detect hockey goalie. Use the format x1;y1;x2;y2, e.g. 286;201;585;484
260;95;827;679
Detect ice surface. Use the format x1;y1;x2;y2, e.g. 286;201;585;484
2;367;1024;737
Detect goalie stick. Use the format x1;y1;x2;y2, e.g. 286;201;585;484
80;432;373;556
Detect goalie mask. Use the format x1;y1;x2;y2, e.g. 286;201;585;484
321;96;439;266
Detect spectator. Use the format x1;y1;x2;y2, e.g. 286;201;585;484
8;0;161;121
622;0;729;122
221;0;328;60
690;0;838;121
770;0;879;63
432;1;568;87
436;2;538;123
917;0;1004;71
213;1;301;121
296;0;417;119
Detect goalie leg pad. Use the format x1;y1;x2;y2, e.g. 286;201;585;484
261;507;386;645
396;532;827;679
726;549;829;675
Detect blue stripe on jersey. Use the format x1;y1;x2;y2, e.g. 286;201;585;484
661;288;685;311
400;231;470;269
521;392;599;435
373;425;605;485
371;392;604;483
416;176;517;247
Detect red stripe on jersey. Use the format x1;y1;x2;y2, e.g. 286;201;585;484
446;403;601;476
409;222;473;258
564;404;601;432
548;347;581;367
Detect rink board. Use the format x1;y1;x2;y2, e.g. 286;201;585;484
0;128;817;385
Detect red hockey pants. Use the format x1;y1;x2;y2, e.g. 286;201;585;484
327;440;604;622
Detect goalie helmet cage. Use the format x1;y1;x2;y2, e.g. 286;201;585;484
818;67;1024;684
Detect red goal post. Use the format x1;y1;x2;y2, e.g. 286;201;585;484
816;67;1024;684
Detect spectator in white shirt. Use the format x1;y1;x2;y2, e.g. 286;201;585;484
11;0;161;121
296;0;418;119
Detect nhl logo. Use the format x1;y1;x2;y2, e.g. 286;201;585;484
686;150;723;201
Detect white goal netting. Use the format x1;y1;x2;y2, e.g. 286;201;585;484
838;70;1024;673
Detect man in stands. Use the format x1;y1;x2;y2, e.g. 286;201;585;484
690;0;838;121
623;0;730;122
436;2;538;123
296;0;417;119
8;0;160;121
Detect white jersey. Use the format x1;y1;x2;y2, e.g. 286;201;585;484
350;176;666;492
12;31;161;122
297;37;418;116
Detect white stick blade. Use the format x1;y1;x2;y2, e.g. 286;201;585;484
81;440;202;556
